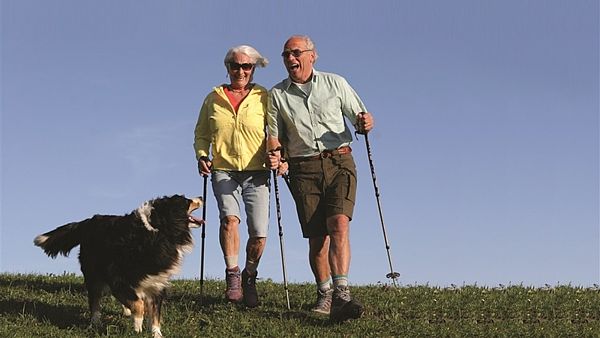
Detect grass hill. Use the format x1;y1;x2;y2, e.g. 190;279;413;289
0;273;597;337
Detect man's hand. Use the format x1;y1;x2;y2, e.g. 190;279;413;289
276;160;289;176
267;147;283;171
356;112;374;134
267;147;288;176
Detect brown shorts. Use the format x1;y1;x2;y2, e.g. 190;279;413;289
287;153;357;238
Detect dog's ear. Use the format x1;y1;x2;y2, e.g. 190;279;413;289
136;201;158;232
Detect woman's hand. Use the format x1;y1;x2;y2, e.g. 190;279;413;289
197;157;212;176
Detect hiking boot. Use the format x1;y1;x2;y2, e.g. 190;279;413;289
311;288;333;315
225;267;243;303
242;269;259;308
330;286;364;322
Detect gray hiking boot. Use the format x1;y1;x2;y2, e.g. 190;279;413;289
225;267;243;303
330;286;364;322
311;288;333;315
242;269;259;308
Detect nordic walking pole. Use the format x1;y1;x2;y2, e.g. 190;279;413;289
361;126;400;287
272;169;291;310
282;174;292;191
199;174;208;304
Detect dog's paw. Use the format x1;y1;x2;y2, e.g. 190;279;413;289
152;326;163;338
88;311;102;329
122;305;132;317
134;317;144;333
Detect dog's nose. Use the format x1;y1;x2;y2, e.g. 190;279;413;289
190;197;203;210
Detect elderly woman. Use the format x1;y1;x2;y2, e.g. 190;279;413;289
193;45;272;308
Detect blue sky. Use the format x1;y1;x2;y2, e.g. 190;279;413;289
2;0;598;287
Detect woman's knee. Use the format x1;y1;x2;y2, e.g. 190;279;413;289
248;236;266;247
220;215;240;230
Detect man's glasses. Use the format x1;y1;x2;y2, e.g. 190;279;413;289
281;49;312;58
229;62;254;71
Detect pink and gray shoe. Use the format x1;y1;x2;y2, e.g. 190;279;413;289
225;267;243;303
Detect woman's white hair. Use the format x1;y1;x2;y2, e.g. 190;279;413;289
224;45;269;68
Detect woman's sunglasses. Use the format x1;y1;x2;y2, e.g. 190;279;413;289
229;62;254;71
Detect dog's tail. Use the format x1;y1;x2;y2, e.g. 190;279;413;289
34;221;86;258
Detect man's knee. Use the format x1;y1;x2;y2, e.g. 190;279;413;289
326;215;349;235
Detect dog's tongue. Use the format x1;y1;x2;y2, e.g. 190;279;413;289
188;215;204;226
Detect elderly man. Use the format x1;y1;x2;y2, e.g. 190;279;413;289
267;35;374;322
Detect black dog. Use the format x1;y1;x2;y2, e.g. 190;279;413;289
34;195;203;337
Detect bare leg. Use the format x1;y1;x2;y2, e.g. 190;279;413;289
242;236;266;307
326;215;351;278
245;237;266;272
309;235;331;283
326;214;363;322
220;215;240;266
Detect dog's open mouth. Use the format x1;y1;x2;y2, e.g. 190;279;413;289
187;197;204;228
188;215;204;227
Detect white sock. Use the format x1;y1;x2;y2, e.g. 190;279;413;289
317;277;332;292
333;275;348;288
224;255;238;269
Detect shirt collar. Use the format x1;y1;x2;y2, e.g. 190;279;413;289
216;83;261;94
284;69;319;90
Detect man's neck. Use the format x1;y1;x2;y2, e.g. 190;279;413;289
291;71;314;84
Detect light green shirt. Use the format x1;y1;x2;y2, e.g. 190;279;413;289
267;70;367;158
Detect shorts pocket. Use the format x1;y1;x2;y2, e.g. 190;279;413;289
336;169;357;203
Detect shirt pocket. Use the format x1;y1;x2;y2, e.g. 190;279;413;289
239;104;266;131
211;115;234;131
314;96;342;123
210;110;236;156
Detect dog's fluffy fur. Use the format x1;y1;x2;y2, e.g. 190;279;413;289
34;195;203;337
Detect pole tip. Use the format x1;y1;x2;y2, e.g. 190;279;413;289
386;272;401;279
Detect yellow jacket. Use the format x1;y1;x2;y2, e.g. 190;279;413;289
194;84;268;171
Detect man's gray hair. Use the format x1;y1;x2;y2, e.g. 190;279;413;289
287;35;319;61
224;45;269;68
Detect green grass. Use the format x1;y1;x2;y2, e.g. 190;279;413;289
0;273;598;337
